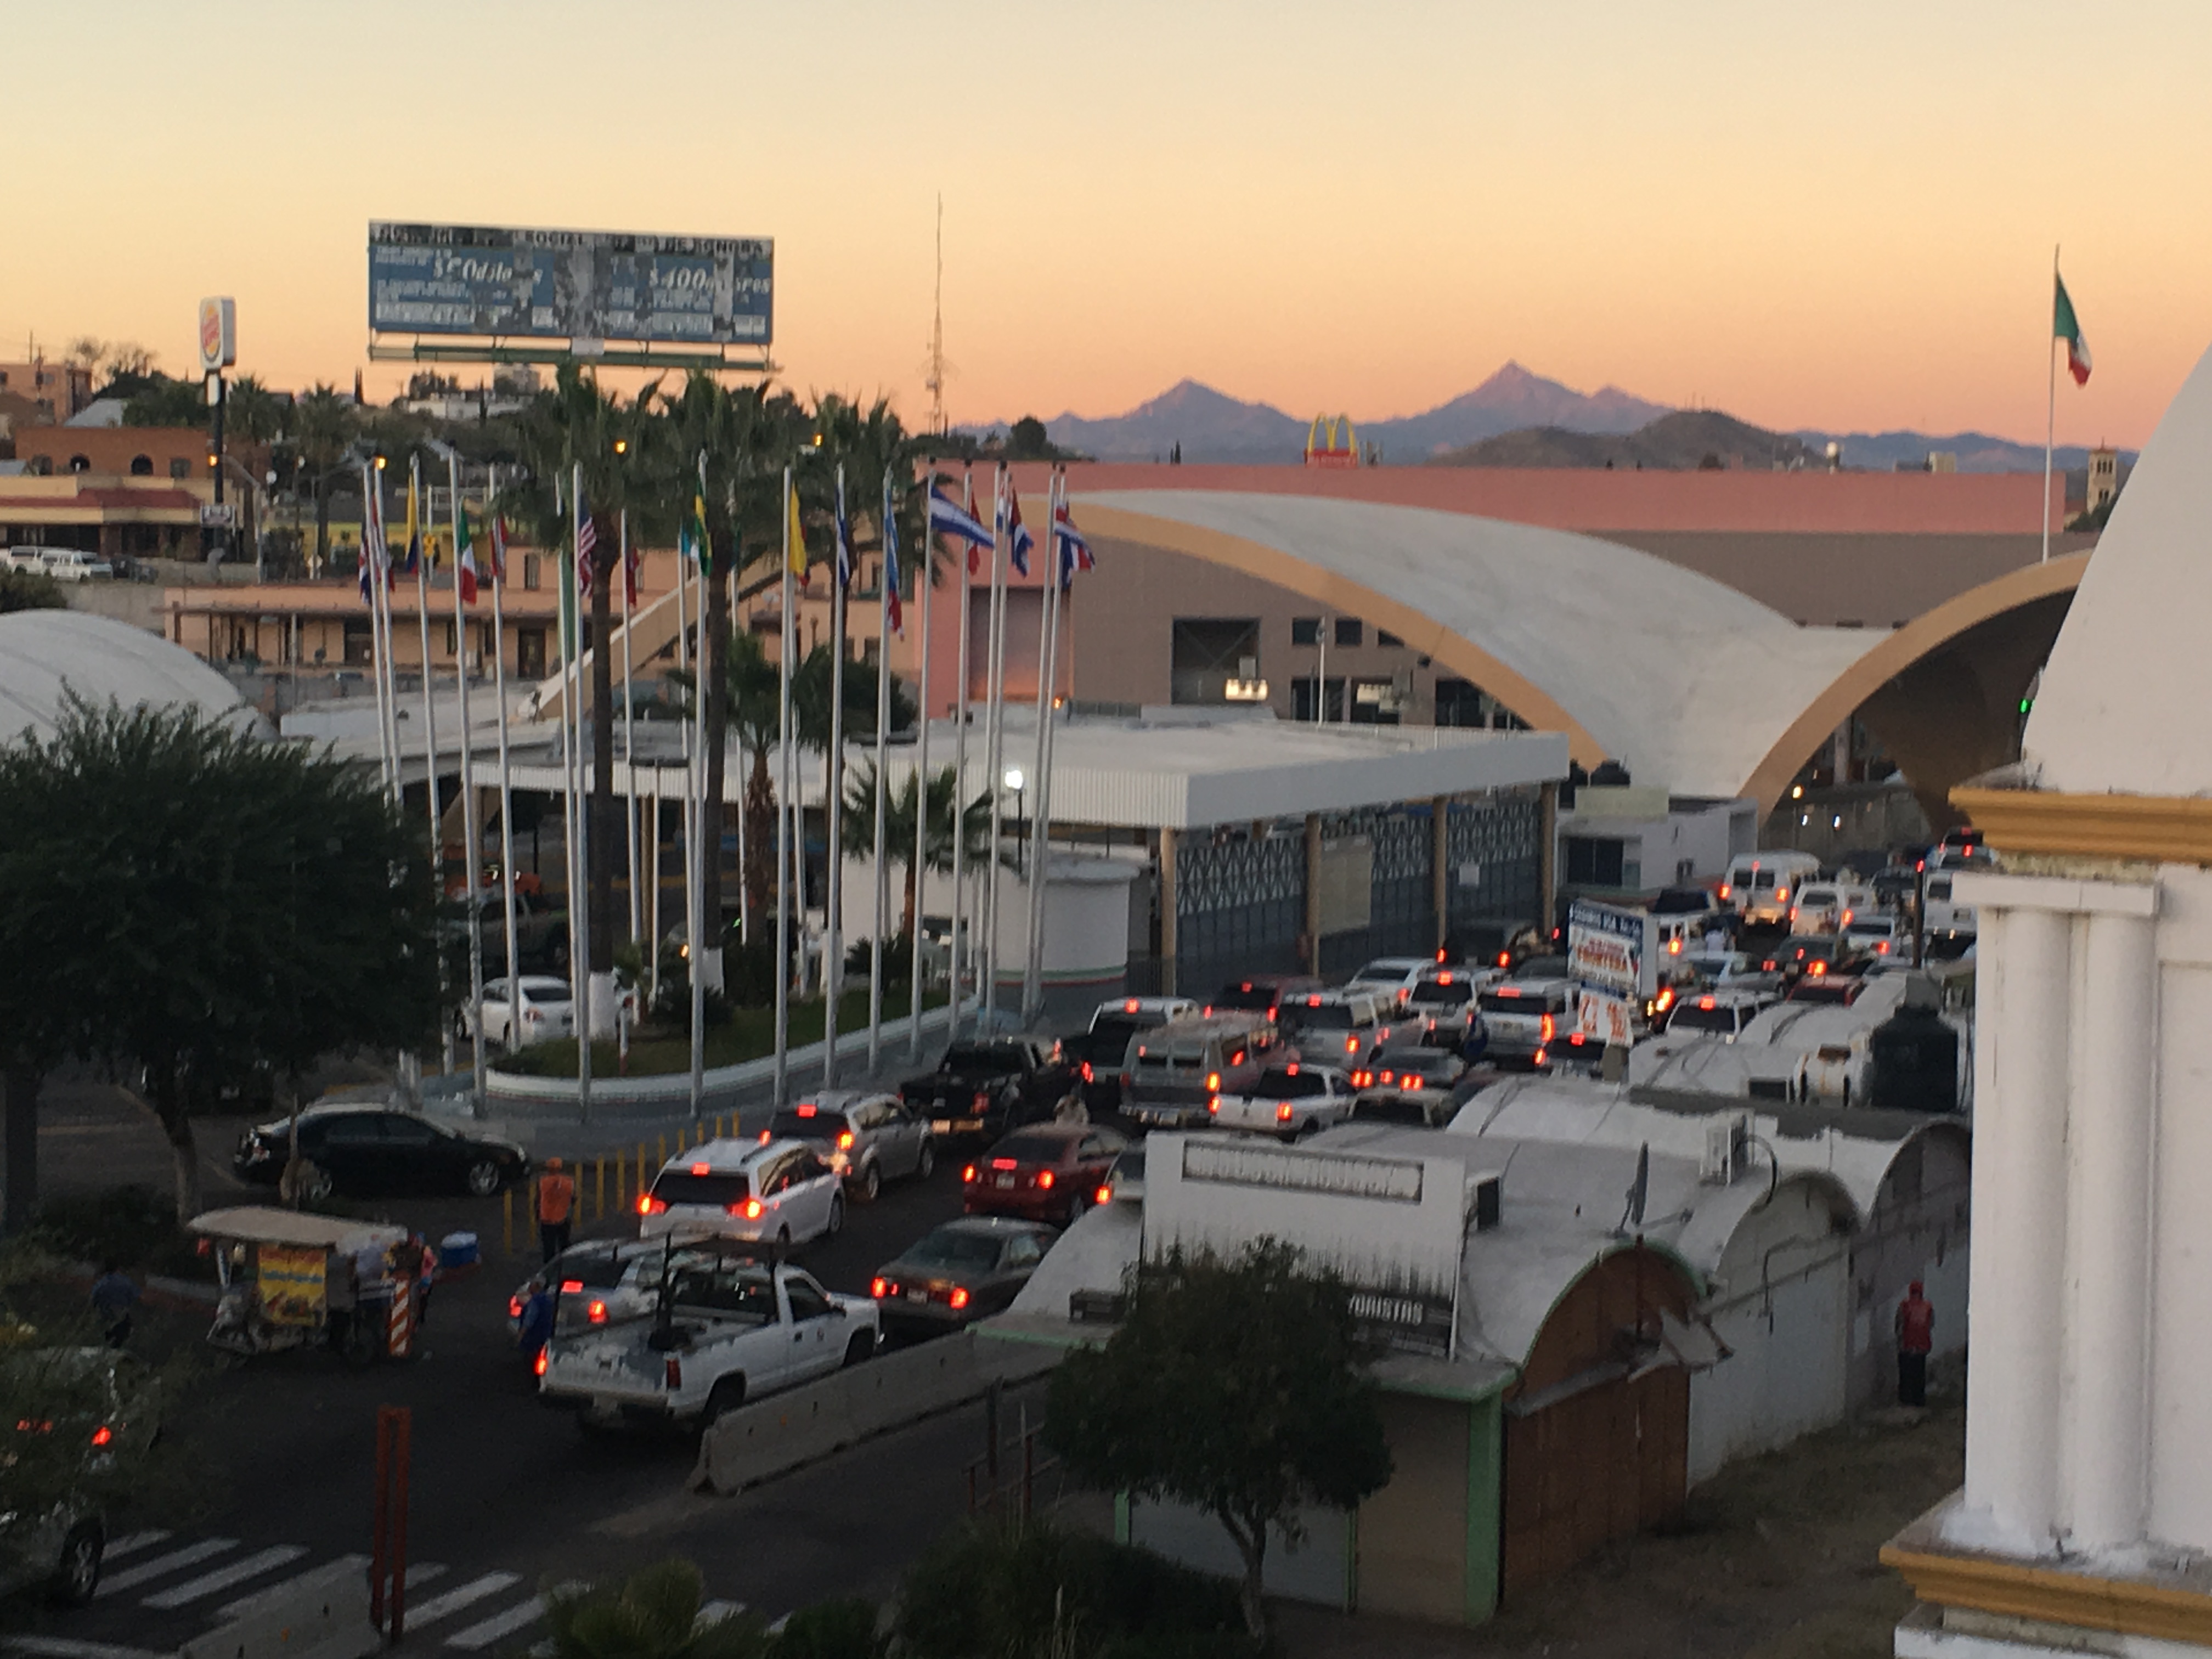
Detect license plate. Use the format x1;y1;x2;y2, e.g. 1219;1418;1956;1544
930;1119;952;1133
905;1289;927;1302
994;1174;1015;1189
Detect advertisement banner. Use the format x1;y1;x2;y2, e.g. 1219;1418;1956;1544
258;1244;328;1327
1575;985;1637;1047
1566;899;1643;997
369;222;773;345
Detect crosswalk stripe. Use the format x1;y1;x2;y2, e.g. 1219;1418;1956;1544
445;1592;551;1650
214;1553;378;1620
3;1639;170;1659
100;1530;173;1561
142;1543;309;1609
403;1570;520;1628
94;1537;236;1597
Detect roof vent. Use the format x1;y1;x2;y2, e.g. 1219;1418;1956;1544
1701;1114;1751;1185
1470;1171;1502;1232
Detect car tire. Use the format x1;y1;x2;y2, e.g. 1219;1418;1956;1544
464;1159;502;1199
51;1521;102;1607
857;1162;882;1204
843;1330;875;1368
825;1193;845;1238
702;1375;747;1426
917;1141;935;1180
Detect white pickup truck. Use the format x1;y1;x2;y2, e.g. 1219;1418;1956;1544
540;1252;879;1431
1206;1061;1357;1140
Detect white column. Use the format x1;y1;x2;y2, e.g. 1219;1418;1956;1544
1961;903;2071;1555
2061;906;2157;1551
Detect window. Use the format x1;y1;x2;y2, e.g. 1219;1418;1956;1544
785;1279;832;1321
322;1114;383;1147
344;619;375;666
129;455;154;476
1006;1234;1043;1268
1290;617;1321;647
1564;835;1627;887
68;455;91;472
523;553;543;591
517;627;547;679
1334;618;1362;647
169;458;190;479
1376;629;1403;648
1170;617;1260;705
443;620;457;657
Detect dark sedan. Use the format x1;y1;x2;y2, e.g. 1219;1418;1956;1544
870;1217;1057;1335
233;1105;528;1199
961;1124;1127;1226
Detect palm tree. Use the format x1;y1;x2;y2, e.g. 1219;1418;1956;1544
840;761;990;940
668;625;780;938
224;375;285;447
290;385;355;570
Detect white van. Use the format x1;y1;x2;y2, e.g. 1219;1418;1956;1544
1720;851;1822;926
1788;881;1875;935
1922;873;1978;938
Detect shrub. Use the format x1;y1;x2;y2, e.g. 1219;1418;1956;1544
31;1184;182;1269
768;1598;882;1659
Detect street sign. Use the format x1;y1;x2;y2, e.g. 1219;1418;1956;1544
199;503;237;528
368;222;774;346
198;297;236;371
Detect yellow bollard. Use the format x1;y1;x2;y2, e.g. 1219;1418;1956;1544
676;1124;687;1154
502;1188;514;1258
658;1133;667;1169
595;1158;606;1221
638;1141;648;1193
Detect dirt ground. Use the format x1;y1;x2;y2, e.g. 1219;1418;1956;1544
1278;1396;1964;1659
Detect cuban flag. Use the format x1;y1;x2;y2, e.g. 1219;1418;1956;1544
881;473;904;636
926;482;993;574
1053;500;1093;589
834;470;855;591
1006;483;1035;579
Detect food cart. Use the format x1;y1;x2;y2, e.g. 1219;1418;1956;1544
189;1206;411;1363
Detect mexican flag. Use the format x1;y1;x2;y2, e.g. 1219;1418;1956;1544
2055;273;2092;386
455;503;478;605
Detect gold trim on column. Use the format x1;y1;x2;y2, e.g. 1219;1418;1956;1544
1951;787;2212;866
1882;1545;2212;1646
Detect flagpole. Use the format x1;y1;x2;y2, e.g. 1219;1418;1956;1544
868;469;892;1074
824;465;849;1088
981;465;1011;1032
1022;473;1057;1024
681;523;704;1119
489;488;520;1012
909;470;936;1062
569;461;592;1121
411;459;453;1078
947;471;975;1039
362;461;397;801
2043;244;2058;566
774;466;795;1109
448;455;487;1116
620;510;640;944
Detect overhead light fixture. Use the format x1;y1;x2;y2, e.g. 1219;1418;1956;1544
1004;767;1024;791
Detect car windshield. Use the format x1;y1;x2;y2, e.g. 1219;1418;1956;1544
518;978;571;1001
1291;1003;1355;1029
1792;981;1859;1004
991;1134;1070;1165
1409;980;1471;1006
648;1171;750;1206
1087;1015;1149;1047
1668;1005;1740;1034
1255;1066;1327;1097
1352;1096;1431;1125
1212;984;1277;1011
941;1045;1027;1076
772;1108;848;1138
901;1230;1007;1271
1846;921;1893;939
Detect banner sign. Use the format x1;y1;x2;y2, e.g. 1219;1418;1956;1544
1575;985;1637;1047
1566;899;1643;997
258;1244;328;1327
369;222;774;346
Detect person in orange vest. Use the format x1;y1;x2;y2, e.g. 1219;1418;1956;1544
1895;1280;1934;1408
535;1156;577;1263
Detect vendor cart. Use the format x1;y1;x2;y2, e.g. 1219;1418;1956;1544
189;1206;411;1364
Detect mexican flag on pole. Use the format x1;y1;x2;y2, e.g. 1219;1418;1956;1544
2055;273;2092;386
455;503;479;605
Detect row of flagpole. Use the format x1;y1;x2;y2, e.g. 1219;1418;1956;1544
353;449;1094;1118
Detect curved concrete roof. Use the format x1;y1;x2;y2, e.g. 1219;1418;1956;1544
1079;490;2088;806
0;608;255;743
2026;337;2212;795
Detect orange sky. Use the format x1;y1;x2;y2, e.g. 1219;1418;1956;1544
10;1;2209;447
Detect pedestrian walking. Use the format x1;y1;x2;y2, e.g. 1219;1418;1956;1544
1895;1279;1934;1407
535;1156;576;1263
89;1260;140;1348
1052;1085;1089;1126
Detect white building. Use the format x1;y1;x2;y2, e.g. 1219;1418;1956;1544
1885;335;2212;1654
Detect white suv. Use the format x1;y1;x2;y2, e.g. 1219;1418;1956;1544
1346;957;1439;1010
639;1138;845;1249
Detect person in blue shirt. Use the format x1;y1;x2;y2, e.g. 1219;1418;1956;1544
90;1261;140;1348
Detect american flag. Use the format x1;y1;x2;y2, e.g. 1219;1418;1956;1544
575;498;597;592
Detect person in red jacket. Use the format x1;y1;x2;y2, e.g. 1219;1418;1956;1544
1895;1280;1934;1407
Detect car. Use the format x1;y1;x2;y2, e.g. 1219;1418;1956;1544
3;547;52;573
1650;885;1725;920
36;549;111;583
1207;1061;1356;1139
1404;968;1485;1050
1922;872;1978;936
1345;957;1441;1009
961;1124;1128;1225
1787;973;1869;1006
1122;1011;1289;1130
870;1217;1058;1335
1720;851;1822;925
1843;915;1906;958
507;1238;692;1345
1787;882;1875;935
1205;974;1322;1021
1275;988;1397;1065
637;1138;844;1249
1477;977;1571;1069
899;1037;1073;1141
1060;997;1198;1113
761;1092;935;1201
1096;1144;1146;1206
1759;934;1861;984
1346;1082;1472;1127
0;1347;160;1606
1660;988;1778;1041
540;1255;877;1430
467;975;577;1049
1348;1043;1470;1097
232;1104;527;1199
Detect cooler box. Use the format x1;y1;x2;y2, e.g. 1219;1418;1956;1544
438;1231;480;1270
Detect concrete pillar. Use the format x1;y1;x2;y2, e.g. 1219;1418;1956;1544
1961;904;2072;1554
1538;781;1559;934
1304;814;1323;975
1431;796;1451;953
1158;827;1178;997
2062;906;2157;1551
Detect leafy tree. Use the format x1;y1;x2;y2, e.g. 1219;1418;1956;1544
1045;1240;1393;1638
290;383;358;572
120;373;206;428
1008;415;1053;458
839;762;989;940
543;1559;767;1658
0;701;441;1221
0;567;65;614
224;375;286;447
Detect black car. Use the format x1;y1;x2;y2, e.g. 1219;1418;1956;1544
899;1039;1073;1140
1206;974;1321;1021
1759;934;1861;984
234;1105;528;1199
868;1216;1057;1336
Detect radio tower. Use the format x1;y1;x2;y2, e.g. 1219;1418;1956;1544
923;194;947;437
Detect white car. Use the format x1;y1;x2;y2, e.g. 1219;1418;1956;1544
638;1138;845;1249
541;1257;877;1429
1279;987;1400;1064
1843;915;1906;959
470;975;576;1048
1788;882;1874;935
37;549;111;582
1207;1062;1356;1139
1345;957;1441;1010
1662;989;1778;1042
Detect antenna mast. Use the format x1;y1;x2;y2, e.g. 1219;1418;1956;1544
924;194;946;437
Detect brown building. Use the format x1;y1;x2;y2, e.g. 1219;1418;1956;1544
0;358;94;425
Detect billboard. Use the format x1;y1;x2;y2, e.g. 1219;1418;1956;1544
1567;898;1644;1043
368;222;773;346
198;296;236;372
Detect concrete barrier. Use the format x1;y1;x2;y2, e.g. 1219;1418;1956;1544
694;1327;1063;1495
177;1558;376;1659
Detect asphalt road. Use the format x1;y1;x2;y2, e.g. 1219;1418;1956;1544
8;1118;1027;1655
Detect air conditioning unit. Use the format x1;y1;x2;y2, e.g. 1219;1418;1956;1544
1701;1114;1753;1184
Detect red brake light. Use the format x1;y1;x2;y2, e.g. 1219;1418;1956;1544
1276;1102;1294;1121
1242;982;1254;992
1379;1069;1396;1085
1436;972;1454;985
689;1162;710;1176
1436;948;1448;963
962;1164;977;1182
89;1424;113;1448
559;1279;585;1294
1540;1013;1555;1042
1776;887;1789;902
509;1295;523;1318
759;1130;772;1144
797;1103;817;1117
1080;1061;1093;1082
1718;883;1731;900
533;1348;549;1377
871;1277;889;1298
1037;1170;1054;1189
1668;938;1681;955
1344;1036;1358;1053
973;1091;990;1108
1205;1071;1221;1092
1124;998;1141;1012
1497;951;1511;967
1207;1097;1220;1113
1842;910;1854;926
1306;995;1323;1006
1533;1049;1549;1067
1810;960;1828;977
837;1131;855;1149
586;1300;607;1324
638;1195;667;1216
1095;1184;1113;1205
1699;996;1717;1009
1404;1075;1425;1091
1656;988;1675;1011
949;1287;970;1310
1497;986;1521;998
991;1158;1017;1170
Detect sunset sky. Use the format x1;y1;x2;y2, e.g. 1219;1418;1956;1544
10;1;2210;448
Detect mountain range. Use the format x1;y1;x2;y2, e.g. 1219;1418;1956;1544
996;363;2126;473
